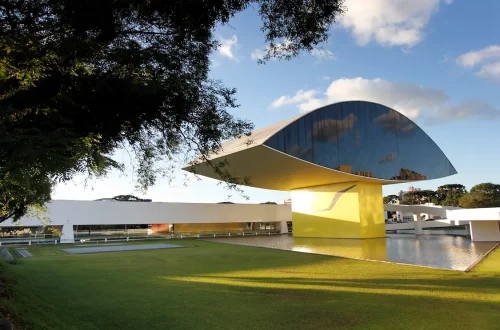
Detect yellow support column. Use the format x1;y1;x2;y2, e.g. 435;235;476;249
291;182;386;239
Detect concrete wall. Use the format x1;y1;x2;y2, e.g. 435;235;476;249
446;208;500;222
174;222;247;233
469;221;500;242
384;204;459;218
0;200;292;227
385;219;455;231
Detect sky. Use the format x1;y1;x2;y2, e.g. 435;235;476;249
53;0;500;203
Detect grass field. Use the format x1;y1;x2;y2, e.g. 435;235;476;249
1;239;499;330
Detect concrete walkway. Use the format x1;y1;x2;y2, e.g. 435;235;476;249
62;243;185;254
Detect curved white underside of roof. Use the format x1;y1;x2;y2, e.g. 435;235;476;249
184;145;402;191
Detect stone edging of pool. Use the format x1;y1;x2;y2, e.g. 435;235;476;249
464;242;500;272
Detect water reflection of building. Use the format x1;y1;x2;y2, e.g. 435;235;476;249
336;165;372;177
293;237;388;261
336;164;352;173
354;171;373;177
391;168;427;180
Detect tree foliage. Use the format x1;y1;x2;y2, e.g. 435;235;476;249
401;190;437;205
112;195;152;202
470;183;500;196
436;184;467;207
0;0;345;222
0;173;51;222
459;183;500;208
383;195;399;204
459;193;500;208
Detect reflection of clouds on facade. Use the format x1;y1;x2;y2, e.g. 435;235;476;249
373;112;416;134
287;144;313;159
354;130;362;146
310;113;356;142
378;152;397;164
287;144;301;155
263;101;456;181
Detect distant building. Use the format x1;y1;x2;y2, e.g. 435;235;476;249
398;186;421;200
284;198;292;205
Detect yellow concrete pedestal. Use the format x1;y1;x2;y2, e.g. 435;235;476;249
292;182;386;239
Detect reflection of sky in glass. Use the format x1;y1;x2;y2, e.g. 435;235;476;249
207;234;496;271
264;101;457;181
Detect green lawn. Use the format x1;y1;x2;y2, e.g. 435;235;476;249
1;240;499;330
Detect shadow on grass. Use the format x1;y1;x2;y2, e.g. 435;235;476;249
173;275;500;294
4;239;500;330
153;274;500;329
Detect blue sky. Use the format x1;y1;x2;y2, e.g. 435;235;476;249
53;0;500;203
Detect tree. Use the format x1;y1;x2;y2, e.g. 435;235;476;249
470;183;500;196
459;183;500;208
436;184;467;207
402;190;437;205
383;195;399;204
0;172;51;222
0;0;346;222
459;193;500;208
112;195;152;202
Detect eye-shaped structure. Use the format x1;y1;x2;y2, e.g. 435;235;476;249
184;101;456;190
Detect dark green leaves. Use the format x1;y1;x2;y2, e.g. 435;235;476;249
0;0;344;221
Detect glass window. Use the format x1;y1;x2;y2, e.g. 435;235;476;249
263;101;457;181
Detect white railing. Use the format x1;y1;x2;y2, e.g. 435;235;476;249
0;230;284;246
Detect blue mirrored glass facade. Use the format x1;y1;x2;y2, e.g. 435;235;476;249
264;101;457;181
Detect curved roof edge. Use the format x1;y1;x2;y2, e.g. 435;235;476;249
190;101;456;181
214;100;424;159
261;100;457;178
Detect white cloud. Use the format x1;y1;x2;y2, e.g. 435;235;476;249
456;45;500;68
456;45;500;82
271;90;318;108
251;48;267;61
476;62;500;80
340;0;452;48
270;77;500;121
322;76;330;80
250;49;266;61
218;35;239;61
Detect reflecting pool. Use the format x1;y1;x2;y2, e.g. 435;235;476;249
207;234;497;271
